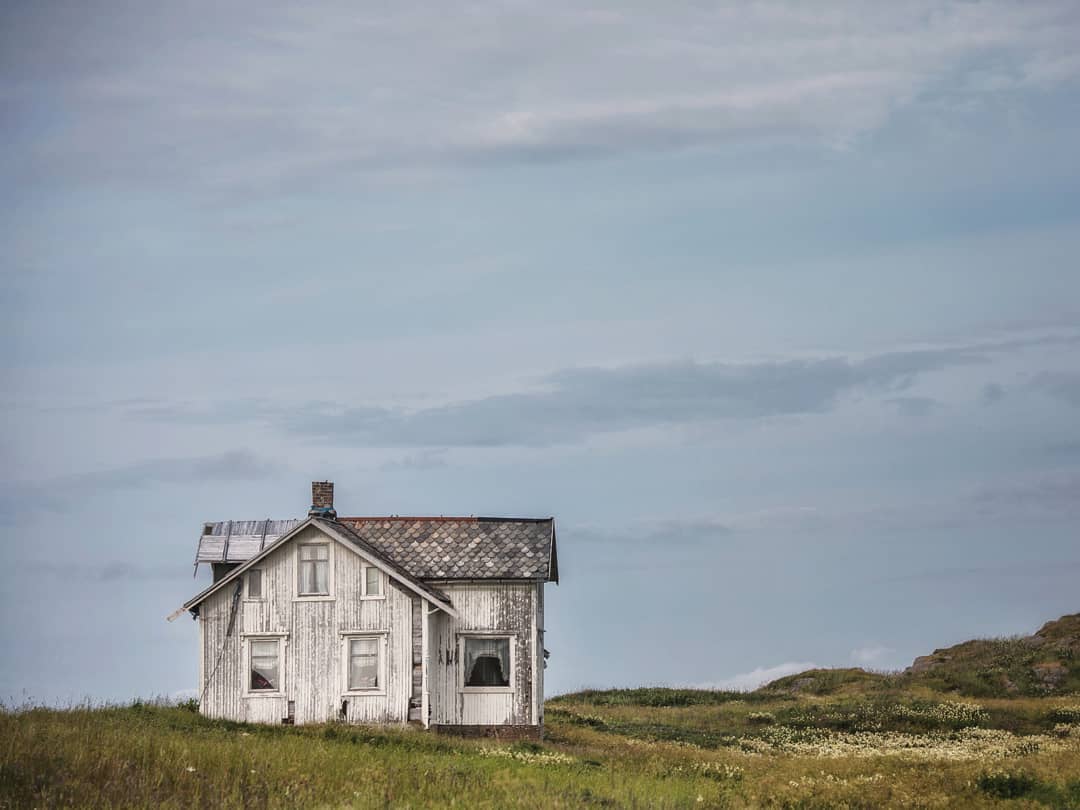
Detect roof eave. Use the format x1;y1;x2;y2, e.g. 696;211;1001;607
548;520;559;584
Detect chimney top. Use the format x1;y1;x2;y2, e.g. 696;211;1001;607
309;480;336;520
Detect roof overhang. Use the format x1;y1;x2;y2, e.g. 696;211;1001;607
548;521;559;584
182;517;458;618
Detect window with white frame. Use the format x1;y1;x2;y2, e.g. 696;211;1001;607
248;638;282;692
297;543;329;596
462;636;512;689
362;564;382;598
344;635;383;692
246;568;263;600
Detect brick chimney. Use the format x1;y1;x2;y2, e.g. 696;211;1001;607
309;481;336;519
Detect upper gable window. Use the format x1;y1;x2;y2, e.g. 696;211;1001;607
298;543;330;596
362;564;382;598
246;568;263;600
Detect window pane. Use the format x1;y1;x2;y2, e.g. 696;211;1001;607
299;545;315;560
351;637;378;656
464;638;510;687
248;569;262;598
299;559;329;595
349;638;379;689
250;640;278;690
252;640;277;657
365;566;380;595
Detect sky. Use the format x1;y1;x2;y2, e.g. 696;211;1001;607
2;0;1079;703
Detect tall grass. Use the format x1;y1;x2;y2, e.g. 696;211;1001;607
3;690;1080;808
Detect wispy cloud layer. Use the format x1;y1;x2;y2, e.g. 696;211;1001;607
131;347;983;446
0;450;276;521
4;1;1079;193
1032;371;1080;408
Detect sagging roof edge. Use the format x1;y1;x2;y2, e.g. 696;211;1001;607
182;518;458;618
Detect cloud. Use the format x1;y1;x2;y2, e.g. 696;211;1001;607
1043;440;1080;459
697;661;819;692
572;517;733;548
379;449;449;472
132;347;983;447
6;1;1080;193
1032;371;1080;407
981;382;1006;405
886;396;941;417
259;347;982;445
850;645;896;666
0;450;277;522
20;560;177;582
875;560;1080;584
591;470;1080;542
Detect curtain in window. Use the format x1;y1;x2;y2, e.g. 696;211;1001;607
464;637;510;687
349;637;379;689
299;545;329;594
250;640;278;690
365;566;381;595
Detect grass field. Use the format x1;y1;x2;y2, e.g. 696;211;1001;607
5;615;1078;807
3;687;1079;809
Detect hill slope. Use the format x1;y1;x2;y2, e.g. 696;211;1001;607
902;613;1080;697
752;613;1080;699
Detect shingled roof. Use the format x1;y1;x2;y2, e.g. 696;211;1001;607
194;516;557;582
340;517;557;581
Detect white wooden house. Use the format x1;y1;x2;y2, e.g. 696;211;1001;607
182;482;558;738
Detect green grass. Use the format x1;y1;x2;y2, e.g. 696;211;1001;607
4;689;1080;809
5;616;1079;808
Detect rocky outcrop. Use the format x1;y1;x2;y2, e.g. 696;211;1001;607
901;613;1079;697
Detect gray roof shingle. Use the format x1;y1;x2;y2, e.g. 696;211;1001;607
194;516;557;582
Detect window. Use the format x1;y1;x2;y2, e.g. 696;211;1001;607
247;568;263;600
463;637;511;688
362;564;382;598
344;635;383;692
249;639;281;692
298;543;329;596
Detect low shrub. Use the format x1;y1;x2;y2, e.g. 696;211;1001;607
976;769;1037;799
1050;706;1080;723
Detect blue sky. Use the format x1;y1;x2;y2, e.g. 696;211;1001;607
2;1;1079;702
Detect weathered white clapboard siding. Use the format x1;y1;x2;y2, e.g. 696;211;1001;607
199;525;412;725
429;582;540;726
535;582;544;727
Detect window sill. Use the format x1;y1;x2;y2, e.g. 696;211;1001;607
460;687;514;694
359;595;386;601
343;690;387;698
339;630;388;637
244;691;285;698
293;595;334;602
243;598;267;603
